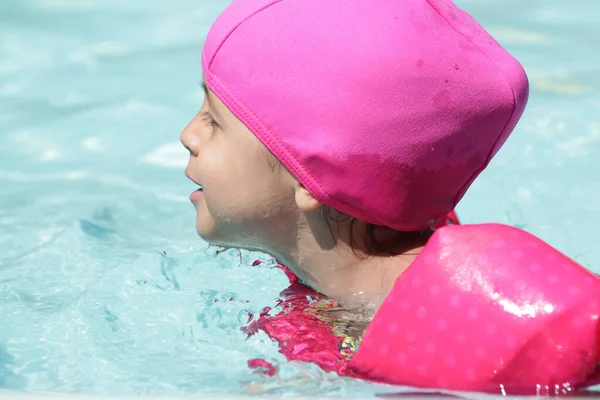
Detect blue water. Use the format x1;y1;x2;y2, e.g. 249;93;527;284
0;0;599;397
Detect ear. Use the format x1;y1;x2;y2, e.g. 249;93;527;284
294;183;322;212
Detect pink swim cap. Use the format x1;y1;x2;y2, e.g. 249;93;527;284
202;0;529;230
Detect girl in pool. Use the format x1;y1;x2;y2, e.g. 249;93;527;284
180;0;600;394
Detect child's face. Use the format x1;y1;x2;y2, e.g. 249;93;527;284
180;84;299;251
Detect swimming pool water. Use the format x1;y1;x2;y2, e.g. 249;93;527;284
1;0;599;397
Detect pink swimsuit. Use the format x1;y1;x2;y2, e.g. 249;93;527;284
245;215;600;395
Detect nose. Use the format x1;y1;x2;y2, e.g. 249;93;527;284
180;120;199;157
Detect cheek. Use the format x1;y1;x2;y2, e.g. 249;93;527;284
196;119;294;219
206;157;292;218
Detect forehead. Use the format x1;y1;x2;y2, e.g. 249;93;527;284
200;77;283;170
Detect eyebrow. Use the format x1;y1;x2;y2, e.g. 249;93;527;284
200;79;225;122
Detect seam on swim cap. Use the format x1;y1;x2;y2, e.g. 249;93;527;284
204;69;396;229
204;0;524;231
203;69;330;205
201;0;398;229
424;0;520;207
206;0;285;69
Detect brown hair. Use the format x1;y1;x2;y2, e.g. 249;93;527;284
322;207;433;257
261;145;432;256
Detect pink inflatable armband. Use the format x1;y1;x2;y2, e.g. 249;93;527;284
349;223;600;394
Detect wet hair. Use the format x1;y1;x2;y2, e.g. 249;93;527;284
261;146;433;256
261;144;283;173
322;207;433;257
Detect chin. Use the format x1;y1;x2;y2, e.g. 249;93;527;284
195;215;218;241
193;212;278;255
194;219;232;248
195;225;266;255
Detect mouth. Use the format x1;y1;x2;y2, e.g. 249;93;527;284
185;168;204;197
189;183;204;202
185;168;203;189
191;181;204;193
191;183;204;195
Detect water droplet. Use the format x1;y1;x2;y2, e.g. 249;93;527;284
453;63;459;70
444;78;449;83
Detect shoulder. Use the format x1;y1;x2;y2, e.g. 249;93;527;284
413;223;592;288
348;223;600;393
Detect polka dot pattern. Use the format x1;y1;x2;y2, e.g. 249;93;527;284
467;308;478;320
492;240;506;249
465;370;477;381
568;286;580;296
505;335;517;349
530;262;542;272
396;353;407;365
511;250;524;260
349;223;600;393
437;377;448;388
585;276;596;286
405;330;416;343
526;348;538;361
399;299;410;311
571;316;584;329
436;319;448;332
425;343;436;355
444;354;456;367
411;276;422;288
475;346;486;359
514;280;527;291
379;344;389;356
450;295;461;308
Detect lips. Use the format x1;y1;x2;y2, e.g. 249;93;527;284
185;167;203;191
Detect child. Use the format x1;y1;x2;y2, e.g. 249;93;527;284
180;0;600;394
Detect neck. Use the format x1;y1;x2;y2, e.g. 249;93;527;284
266;209;425;309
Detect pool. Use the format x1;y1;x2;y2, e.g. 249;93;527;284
1;0;599;397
